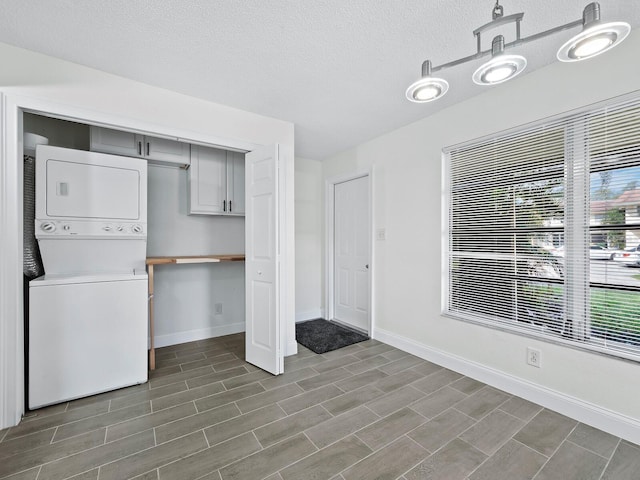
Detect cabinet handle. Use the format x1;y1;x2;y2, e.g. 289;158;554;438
223;200;226;212
146;142;150;156
138;141;142;156
229;200;232;212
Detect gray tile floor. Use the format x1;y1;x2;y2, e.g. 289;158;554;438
1;333;639;480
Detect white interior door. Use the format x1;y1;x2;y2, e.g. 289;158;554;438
245;144;282;375
333;175;370;332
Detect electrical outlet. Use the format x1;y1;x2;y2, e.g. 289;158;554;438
215;303;223;315
527;347;541;368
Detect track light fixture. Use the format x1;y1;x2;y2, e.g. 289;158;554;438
406;1;631;103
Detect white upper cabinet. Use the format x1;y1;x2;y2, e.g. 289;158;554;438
188;145;245;216
90;127;190;166
227;151;246;215
188;145;226;215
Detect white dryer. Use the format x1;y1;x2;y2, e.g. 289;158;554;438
29;146;149;409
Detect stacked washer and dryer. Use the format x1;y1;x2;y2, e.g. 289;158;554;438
29;145;149;409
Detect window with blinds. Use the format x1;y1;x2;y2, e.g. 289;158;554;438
444;95;640;361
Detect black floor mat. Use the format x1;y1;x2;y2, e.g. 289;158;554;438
296;318;369;354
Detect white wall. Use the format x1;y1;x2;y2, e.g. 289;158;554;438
147;165;246;345
322;30;640;442
0;42;295;429
295;157;324;321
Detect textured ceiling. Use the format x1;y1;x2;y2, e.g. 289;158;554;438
0;0;638;159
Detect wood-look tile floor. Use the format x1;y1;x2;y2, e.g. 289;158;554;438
1;333;639;480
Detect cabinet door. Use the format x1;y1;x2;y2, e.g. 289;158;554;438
188;145;227;215
145;137;191;166
227;151;246;216
90;127;143;157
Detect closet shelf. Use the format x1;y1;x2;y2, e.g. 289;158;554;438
146;254;245;265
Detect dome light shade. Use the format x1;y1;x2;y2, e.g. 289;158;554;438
473;53;527;86
557;21;630;62
406;60;449;103
406;77;449;103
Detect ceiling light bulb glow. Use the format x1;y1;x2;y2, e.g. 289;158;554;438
472;54;527;86
483;64;516;83
557;22;630;62
414;85;441;101
572;33;615;58
406;76;449;103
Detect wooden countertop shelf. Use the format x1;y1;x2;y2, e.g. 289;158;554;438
146;254;245;265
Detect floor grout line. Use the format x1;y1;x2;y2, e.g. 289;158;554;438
598;438;621;480
564;437;614;461
396;434;433;479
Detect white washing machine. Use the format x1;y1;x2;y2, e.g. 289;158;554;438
29;146;149;409
29;273;148;408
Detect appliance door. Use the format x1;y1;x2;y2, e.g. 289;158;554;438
29;274;148;409
37;238;147;276
36;145;147;222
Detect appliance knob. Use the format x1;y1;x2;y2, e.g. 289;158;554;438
132;224;143;234
116;225;124;232
103;225;112;232
41;222;56;232
63;224;71;231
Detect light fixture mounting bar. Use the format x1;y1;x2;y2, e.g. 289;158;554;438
473;12;525;53
508;19;583;47
430;17;584;74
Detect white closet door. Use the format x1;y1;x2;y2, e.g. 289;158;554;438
245;144;282;375
334;175;370;331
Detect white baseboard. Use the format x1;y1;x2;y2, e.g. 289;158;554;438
296;310;323;322
154;322;300;358
374;327;640;446
153;323;245;348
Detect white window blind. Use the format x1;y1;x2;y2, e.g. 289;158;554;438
445;95;640;361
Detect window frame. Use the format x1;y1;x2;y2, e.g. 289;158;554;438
442;92;640;363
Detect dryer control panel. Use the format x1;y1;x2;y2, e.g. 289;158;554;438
36;220;146;238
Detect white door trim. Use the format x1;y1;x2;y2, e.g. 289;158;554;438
0;92;24;429
0;93;290;428
325;170;373;335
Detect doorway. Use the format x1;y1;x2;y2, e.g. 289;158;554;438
327;173;372;334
